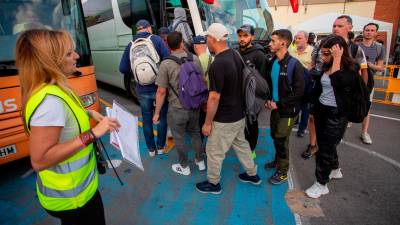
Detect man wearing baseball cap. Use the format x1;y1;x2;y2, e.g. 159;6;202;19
119;19;170;157
196;23;260;194
236;24;268;159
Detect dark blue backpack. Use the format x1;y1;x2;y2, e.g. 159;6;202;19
166;53;208;109
287;57;313;102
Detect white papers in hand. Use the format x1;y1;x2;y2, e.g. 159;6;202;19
109;101;144;171
106;107;120;150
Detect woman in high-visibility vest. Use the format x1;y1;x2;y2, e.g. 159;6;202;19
16;29;120;225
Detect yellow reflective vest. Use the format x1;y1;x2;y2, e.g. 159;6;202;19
25;84;98;211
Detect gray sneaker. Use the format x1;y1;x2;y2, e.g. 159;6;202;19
360;133;372;144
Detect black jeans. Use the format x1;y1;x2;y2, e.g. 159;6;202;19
46;190;105;225
314;103;348;185
245;116;259;151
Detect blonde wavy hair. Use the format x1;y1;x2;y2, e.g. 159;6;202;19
16;29;76;118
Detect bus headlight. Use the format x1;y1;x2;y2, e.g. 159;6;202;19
80;92;97;108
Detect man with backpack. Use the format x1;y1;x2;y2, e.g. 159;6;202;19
119;19;170;157
153;31;207;176
193;35;213;143
359;22;386;145
196;23;260;195
170;7;193;51
264;29;305;185
236;24;269;158
289;31;314;139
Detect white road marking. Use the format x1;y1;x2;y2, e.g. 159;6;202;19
288;171;303;225
370;114;400;122
341;140;400;169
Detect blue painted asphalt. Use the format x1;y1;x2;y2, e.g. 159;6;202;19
0;128;296;225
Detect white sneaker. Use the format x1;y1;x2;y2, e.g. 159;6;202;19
360;133;372;144
171;163;191;176
149;151;156;157
305;181;329;199
157;148;164;155
329;168;343;180
195;160;206;171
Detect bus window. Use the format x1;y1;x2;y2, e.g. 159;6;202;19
82;0;114;28
199;0;273;45
130;0;158;33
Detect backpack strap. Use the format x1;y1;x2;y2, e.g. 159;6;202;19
205;55;212;75
287;57;297;87
350;43;358;59
165;55;183;65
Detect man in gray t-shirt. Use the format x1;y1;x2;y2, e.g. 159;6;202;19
153;31;205;176
358;23;386;145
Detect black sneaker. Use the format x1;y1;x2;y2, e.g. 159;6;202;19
297;130;305;137
264;160;277;170
301;145;318;159
196;181;222;194
269;171;288;185
238;173;262;185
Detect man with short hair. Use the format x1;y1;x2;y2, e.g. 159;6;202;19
153;31;205;176
290;31;314;138
264;29;305;185
119;19;170;157
236;24;268;157
193;35;212;142
196;23;260;194
359;22;386;144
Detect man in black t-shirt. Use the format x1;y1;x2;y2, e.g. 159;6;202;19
195;23;260;195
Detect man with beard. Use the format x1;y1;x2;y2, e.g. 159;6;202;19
236;24;268;158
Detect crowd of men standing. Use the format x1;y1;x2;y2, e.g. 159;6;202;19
119;10;385;199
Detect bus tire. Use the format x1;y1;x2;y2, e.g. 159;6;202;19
124;73;140;104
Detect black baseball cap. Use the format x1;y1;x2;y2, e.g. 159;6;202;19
237;24;255;35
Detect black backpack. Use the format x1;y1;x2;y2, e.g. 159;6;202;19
347;71;371;123
234;50;270;123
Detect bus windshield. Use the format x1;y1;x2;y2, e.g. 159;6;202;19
199;0;273;44
0;0;91;75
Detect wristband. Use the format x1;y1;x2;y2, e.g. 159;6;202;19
88;129;98;140
79;131;95;147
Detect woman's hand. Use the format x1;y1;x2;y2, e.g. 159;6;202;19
91;117;121;138
87;110;104;122
330;44;343;74
331;44;343;60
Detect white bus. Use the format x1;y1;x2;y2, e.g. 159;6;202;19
81;0;274;101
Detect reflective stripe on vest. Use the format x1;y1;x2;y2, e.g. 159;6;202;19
25;84;98;211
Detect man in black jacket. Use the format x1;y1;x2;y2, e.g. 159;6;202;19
237;24;268;158
264;29;305;185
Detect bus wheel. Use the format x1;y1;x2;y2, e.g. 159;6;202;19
124;73;140;104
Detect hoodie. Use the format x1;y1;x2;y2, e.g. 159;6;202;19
171;8;193;45
238;43;268;78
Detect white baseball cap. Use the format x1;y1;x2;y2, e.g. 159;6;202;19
204;23;229;41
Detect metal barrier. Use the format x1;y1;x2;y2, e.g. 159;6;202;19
372;65;400;106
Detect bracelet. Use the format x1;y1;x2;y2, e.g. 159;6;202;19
79;131;95;147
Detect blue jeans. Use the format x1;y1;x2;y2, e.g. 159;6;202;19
298;103;311;133
137;91;168;151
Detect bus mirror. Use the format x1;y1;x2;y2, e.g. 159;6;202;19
61;0;71;16
202;0;214;4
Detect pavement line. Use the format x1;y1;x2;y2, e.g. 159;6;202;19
370;113;400;122
288;166;303;225
342;140;400;169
